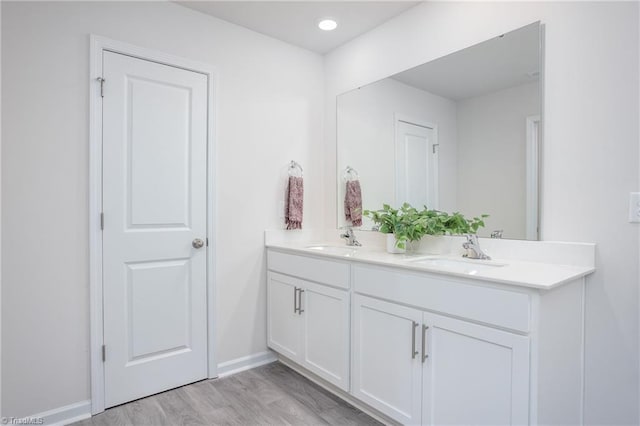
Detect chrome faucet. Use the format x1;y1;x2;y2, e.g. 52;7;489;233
340;227;362;247
462;234;491;260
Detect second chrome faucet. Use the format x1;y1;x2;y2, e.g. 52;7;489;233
462;234;491;260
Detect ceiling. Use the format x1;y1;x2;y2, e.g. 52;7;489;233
392;22;540;101
175;1;420;54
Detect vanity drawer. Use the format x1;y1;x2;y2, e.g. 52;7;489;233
353;264;530;332
267;250;350;289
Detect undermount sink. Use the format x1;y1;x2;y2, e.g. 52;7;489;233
408;256;506;275
305;245;359;257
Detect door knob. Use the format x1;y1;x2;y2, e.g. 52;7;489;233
192;238;205;249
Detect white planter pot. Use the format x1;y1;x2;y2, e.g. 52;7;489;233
386;234;405;254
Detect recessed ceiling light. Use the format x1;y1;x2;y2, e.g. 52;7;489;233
318;19;338;31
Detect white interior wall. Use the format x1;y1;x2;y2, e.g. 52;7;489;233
324;2;639;424
0;1;3;419
1;1;638;423
457;81;540;240
336;78;457;228
1;1;324;418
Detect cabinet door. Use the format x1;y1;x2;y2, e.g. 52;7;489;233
352;294;423;424
267;272;302;361
300;281;350;391
422;312;530;426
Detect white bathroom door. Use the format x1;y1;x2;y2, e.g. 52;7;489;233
102;51;209;408
395;120;438;209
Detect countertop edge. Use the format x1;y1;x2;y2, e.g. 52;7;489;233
265;243;596;291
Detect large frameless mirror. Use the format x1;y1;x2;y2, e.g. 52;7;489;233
337;22;542;240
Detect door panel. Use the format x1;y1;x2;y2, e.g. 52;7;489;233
422;312;530;426
128;77;192;227
352;295;423;424
405;133;429;206
302;281;350;391
126;259;191;360
102;51;209;407
267;272;302;361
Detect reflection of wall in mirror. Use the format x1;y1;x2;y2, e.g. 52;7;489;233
457;81;540;239
338;78;539;238
337;78;458;229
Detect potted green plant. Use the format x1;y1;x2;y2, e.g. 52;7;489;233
363;203;397;253
364;203;488;253
363;203;426;253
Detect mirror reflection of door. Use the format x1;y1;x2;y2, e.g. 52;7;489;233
395;118;438;209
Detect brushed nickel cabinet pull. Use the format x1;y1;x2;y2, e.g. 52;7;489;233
293;287;299;314
412;321;419;359
422;324;429;363
298;289;305;315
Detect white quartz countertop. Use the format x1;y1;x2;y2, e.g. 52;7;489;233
265;241;595;290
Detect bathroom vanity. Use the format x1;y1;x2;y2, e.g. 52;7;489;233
265;237;595;425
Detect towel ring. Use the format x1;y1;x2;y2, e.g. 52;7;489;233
343;166;359;181
289;160;303;177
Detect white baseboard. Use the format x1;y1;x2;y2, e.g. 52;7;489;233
9;399;92;426
216;350;278;378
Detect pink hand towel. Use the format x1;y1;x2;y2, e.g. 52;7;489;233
344;180;362;227
285;176;304;230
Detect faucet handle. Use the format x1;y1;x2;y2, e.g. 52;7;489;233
340;227;352;239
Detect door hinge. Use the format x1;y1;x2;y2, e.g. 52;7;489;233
97;77;105;97
101;345;106;362
100;212;104;230
432;143;440;154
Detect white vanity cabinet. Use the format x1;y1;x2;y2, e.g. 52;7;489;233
352;263;585;426
421;310;529;426
267;250;350;391
352;295;423;424
352;294;529;425
266;246;590;426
